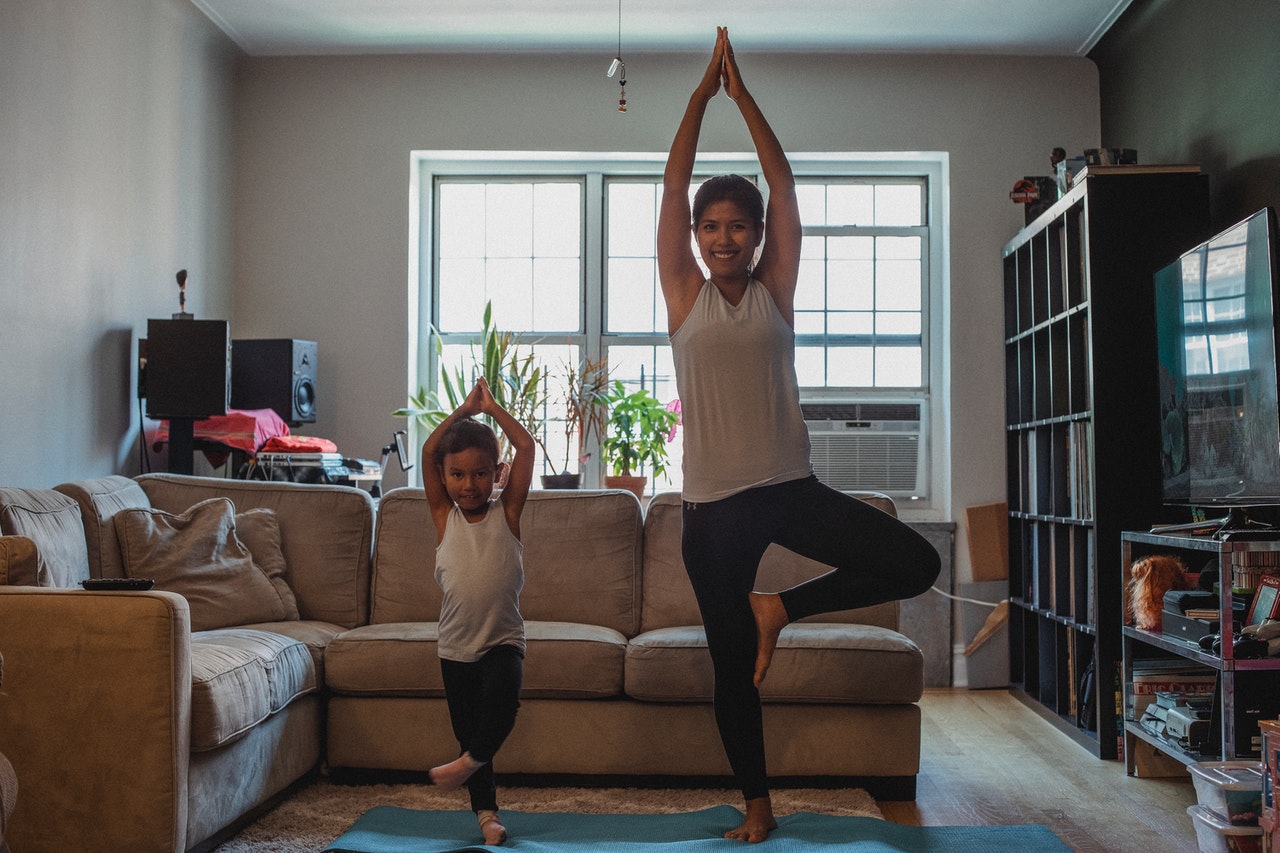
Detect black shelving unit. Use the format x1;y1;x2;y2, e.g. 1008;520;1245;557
1002;166;1210;758
1121;531;1280;771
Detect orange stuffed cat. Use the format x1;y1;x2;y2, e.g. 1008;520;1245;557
1127;554;1191;631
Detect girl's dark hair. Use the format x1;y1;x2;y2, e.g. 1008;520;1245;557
434;418;499;467
691;174;764;228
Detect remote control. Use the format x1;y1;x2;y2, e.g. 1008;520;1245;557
81;578;155;591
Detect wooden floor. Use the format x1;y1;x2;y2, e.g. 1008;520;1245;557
878;688;1202;852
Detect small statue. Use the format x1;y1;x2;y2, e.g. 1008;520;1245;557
173;269;193;320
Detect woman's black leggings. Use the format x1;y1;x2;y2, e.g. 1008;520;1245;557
680;475;941;801
439;643;524;812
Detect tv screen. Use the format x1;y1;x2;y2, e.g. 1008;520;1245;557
1155;207;1280;511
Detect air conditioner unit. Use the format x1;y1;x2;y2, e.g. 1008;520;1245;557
800;399;928;499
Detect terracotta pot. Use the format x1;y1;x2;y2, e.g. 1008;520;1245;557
604;474;647;500
540;473;581;489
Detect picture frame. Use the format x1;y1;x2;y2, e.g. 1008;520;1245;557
1247;575;1280;626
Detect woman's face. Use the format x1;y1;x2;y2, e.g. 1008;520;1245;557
694;200;762;280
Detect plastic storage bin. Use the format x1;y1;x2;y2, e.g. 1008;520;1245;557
1188;805;1264;853
1191;760;1265;826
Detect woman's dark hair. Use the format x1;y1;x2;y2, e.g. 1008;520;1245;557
434;418;499;467
691;174;764;228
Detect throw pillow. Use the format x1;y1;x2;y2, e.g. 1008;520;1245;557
114;498;288;631
0;535;41;586
234;507;300;620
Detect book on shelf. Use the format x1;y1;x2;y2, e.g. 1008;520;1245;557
1127;660;1217;720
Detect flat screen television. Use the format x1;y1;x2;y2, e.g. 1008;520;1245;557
1154;207;1280;534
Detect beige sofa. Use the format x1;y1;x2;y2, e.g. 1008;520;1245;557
0;474;374;853
0;474;925;853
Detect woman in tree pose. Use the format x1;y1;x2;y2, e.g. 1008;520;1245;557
657;27;941;843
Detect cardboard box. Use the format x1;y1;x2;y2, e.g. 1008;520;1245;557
965;502;1009;582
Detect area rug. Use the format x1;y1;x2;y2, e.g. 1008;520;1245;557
324;804;1071;853
213;783;883;852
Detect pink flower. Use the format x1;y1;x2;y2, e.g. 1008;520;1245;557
666;399;682;442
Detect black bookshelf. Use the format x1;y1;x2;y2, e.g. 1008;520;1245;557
1002;166;1210;758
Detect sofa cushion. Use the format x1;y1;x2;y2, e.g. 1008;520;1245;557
325;621;627;699
640;492;900;633
235;508;300;620
188;640;272;751
114;497;290;630
197;628;316;713
625;623;924;704
0;536;40;586
54;476;150;580
371;489;643;637
0;487;90;587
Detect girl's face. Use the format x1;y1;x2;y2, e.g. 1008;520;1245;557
694;200;762;281
439;446;497;518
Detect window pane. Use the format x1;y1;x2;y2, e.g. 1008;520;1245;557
875;184;923;226
485;258;533;329
828;260;874;310
485;184;533;257
828;345;874;386
795;346;826;385
438;259;487;332
794;310;825;335
795;184;826;226
877;311;921;335
876;346;922;386
876;260;922;311
438;184;486;258
827;184;874;226
796;258;825;311
828;311;873;335
533;258;580;330
609;183;657;257
608;258;659;332
534;184;581;257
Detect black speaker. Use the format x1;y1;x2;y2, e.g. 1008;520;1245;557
231;339;317;424
144;319;231;420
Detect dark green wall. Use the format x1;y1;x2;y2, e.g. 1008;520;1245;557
1090;0;1280;233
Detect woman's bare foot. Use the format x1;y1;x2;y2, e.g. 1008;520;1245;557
478;810;508;845
748;592;788;687
724;796;778;843
429;752;483;791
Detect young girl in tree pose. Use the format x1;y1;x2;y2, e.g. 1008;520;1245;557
657;27;941;843
422;377;535;846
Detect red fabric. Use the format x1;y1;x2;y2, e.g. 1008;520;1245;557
259;435;339;454
152;408;292;466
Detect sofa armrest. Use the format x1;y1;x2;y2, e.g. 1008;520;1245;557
0;587;192;853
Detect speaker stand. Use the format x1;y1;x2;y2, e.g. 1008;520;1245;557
168;418;196;475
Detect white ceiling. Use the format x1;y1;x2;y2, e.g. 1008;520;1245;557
192;0;1134;57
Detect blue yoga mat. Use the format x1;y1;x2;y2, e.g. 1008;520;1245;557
324;804;1072;852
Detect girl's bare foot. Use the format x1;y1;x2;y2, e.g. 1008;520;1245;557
748;592;788;687
429;752;483;791
725;796;778;843
478;810;508;845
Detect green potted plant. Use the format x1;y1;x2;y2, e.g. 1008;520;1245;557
395;301;549;467
542;354;611;489
601;381;680;500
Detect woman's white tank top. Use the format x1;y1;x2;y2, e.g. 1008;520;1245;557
670;279;812;503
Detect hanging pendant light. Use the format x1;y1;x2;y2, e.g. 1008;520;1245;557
605;0;627;112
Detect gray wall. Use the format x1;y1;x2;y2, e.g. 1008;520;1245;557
1091;0;1280;232
1;4;1104;586
0;0;237;486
